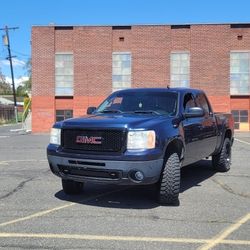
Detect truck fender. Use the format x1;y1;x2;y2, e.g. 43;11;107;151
163;137;185;163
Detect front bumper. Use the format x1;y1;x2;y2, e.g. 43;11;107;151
48;155;163;185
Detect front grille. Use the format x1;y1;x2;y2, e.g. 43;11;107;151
62;129;126;152
58;165;121;180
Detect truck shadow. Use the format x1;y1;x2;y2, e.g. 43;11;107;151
55;159;216;209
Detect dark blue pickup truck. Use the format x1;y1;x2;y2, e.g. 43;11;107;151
47;88;234;204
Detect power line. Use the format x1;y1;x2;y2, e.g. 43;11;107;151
10;49;30;58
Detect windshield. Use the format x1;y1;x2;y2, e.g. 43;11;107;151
96;91;178;116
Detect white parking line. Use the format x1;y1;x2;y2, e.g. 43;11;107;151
0;159;47;165
235;138;250;146
0;187;127;227
0;232;249;246
198;212;250;250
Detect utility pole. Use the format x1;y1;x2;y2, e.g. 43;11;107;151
1;25;19;123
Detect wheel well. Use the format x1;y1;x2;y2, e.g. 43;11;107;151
224;129;232;140
165;139;183;160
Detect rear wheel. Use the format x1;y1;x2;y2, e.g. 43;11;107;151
62;179;84;194
212;137;232;172
157;153;181;205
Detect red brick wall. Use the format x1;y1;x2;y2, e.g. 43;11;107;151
74;27;112;97
132;26;171;88
191;25;230;95
208;96;231;112
32;96;54;133
32;27;55;132
32;24;250;132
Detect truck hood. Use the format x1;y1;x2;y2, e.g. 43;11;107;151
60;113;172;130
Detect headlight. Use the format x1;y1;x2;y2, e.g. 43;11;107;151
50;128;61;145
127;130;155;150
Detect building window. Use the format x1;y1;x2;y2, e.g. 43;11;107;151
230;52;250;95
56;110;73;122
170;52;190;88
112;52;131;92
231;110;249;130
55;53;73;96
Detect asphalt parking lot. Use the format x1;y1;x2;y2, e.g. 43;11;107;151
0;124;249;249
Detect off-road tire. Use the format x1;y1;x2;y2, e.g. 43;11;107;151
158;153;181;205
62;179;84;194
212;137;231;172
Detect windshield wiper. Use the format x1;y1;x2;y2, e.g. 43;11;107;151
133;110;161;115
100;109;123;113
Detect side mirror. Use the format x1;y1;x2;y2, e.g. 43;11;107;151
184;107;204;118
87;107;96;115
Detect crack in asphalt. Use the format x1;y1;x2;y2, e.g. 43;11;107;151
0;177;35;200
53;212;236;225
0;169;50;200
212;178;250;199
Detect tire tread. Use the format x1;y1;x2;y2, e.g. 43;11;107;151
158;153;180;205
212;138;231;172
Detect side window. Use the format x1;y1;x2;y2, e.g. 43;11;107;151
183;93;196;112
195;94;210;115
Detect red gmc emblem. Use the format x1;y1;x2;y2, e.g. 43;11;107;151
76;136;102;145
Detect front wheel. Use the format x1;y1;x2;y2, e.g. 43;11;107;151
157;153;181;205
212;137;232;172
62;179;84;194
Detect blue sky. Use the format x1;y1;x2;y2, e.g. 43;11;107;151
1;0;250;86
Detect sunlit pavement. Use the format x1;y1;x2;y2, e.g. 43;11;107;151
0;127;249;249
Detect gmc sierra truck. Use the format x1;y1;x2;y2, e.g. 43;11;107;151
47;88;234;204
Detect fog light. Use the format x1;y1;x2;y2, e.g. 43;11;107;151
135;171;144;181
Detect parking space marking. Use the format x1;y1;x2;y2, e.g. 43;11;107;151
0;203;74;227
0;232;249;246
198;212;250;250
224;239;250;245
235;138;250;146
0;159;47;166
0;188;127;228
0;232;208;243
0;159;47;164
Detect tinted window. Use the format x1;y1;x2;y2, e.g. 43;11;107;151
183;93;196;112
96;91;178;116
195;94;210;115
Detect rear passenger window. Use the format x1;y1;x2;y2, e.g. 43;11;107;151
195;94;210;115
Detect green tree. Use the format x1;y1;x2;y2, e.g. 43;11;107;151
0;70;12;95
16;85;26;96
24;58;31;94
16;59;32;97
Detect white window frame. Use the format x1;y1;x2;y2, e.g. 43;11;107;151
55;52;74;96
170;51;190;88
112;52;131;92
230;50;250;95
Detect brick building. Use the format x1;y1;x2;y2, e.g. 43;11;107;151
32;24;250;132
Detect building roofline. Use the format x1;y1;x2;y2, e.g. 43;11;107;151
31;22;250;28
